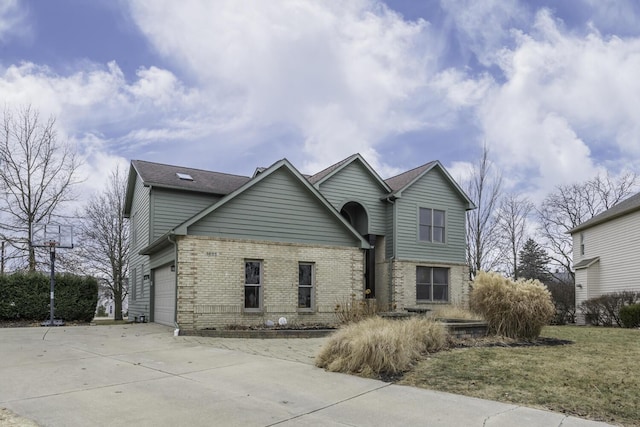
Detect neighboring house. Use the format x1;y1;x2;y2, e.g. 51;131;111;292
569;191;640;323
96;283;129;319
124;154;475;331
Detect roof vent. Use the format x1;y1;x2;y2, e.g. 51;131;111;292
176;172;193;181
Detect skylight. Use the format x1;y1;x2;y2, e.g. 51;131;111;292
176;172;193;181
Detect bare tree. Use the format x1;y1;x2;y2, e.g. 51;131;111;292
0;105;81;271
465;145;503;278
537;171;638;279
496;193;533;279
76;167;129;320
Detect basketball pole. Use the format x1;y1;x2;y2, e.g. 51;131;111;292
49;242;55;326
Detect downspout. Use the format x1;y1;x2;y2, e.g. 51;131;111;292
167;233;180;334
385;195;396;311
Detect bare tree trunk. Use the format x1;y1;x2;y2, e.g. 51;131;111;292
465;144;503;278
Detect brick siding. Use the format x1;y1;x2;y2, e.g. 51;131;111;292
175;236;364;330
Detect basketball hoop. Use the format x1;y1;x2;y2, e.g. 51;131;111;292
31;224;74;327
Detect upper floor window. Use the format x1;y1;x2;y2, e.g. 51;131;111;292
580;233;585;255
419;208;445;243
416;266;449;302
298;263;315;310
244;260;263;311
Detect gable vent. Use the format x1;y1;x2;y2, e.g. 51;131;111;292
176;172;194;181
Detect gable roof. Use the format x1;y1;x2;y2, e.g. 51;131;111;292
569;191;640;234
308;153;391;192
385;160;475;210
139;158;370;254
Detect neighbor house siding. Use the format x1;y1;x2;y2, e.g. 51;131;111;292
151;189;221;240
394;168;467;264
317;161;388;235
128;174;151;320
573;209;640;305
188;168;360;247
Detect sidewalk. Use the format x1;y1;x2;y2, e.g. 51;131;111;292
0;324;614;427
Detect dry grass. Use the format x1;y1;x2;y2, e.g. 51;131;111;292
470;271;555;340
400;326;640;426
316;316;447;377
429;305;482;321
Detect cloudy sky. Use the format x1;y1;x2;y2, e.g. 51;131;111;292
2;0;639;202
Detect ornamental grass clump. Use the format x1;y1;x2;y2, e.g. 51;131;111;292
315;316;447;377
469;271;555;340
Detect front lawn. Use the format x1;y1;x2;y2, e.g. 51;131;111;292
400;326;640;426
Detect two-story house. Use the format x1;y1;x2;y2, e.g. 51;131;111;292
124;154;475;331
569;191;640;323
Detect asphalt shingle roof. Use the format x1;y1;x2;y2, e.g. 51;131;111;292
307;154;358;185
132;160;251;195
384;161;436;192
569;191;640;234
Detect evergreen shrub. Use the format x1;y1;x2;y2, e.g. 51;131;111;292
0;272;98;322
619;303;640;329
469;271;555;340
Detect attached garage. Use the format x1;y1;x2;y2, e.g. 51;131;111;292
153;264;175;326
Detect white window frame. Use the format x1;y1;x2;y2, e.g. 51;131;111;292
419;208;446;243
244;260;263;312
416;266;449;302
298;262;315;312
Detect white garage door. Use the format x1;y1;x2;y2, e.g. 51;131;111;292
153;265;175;326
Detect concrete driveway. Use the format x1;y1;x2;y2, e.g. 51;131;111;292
0;324;612;427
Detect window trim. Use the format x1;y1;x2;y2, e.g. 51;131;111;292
244;260;263;312
298;262;315;312
416;266;449;303
418;207;446;243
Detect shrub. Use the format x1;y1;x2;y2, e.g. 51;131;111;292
0;272;98;322
333;293;379;324
315;316;447;377
469;271;555;340
579;291;640;327
545;280;576;324
619;304;640;328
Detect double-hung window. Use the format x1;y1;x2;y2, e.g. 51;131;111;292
244;260;263;311
298;263;314;310
416;266;449;302
419;208;445;243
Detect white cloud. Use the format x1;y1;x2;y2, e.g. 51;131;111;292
126;0;453;173
476;9;640;194
0;0;29;43
440;0;529;66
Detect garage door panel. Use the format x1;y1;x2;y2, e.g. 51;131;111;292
154;265;175;326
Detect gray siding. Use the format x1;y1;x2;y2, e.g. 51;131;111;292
128;174;151;319
394;168;467;264
318;161;387;235
151;188;220;240
386;202;395;259
188;168;361;247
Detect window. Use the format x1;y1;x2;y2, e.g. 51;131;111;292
298;263;314;310
416;266;449;302
419;208;445;243
580;233;585;255
244;260;262;311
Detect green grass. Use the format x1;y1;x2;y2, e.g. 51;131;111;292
400;326;640;426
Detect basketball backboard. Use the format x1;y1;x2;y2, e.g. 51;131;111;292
31;224;74;249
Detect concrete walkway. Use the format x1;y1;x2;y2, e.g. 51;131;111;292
0;324;613;427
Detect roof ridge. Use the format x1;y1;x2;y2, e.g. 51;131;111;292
384;160;436;181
